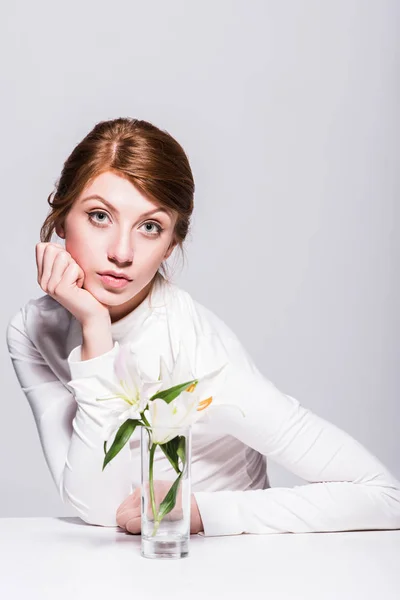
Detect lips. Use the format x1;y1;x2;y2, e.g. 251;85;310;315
98;272;131;281
98;273;131;289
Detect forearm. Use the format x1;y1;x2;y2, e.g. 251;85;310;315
7;307;133;524
62;394;134;526
81;314;113;360
194;480;400;537
65;338;136;525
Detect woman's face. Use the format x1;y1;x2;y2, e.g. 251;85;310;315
56;170;178;322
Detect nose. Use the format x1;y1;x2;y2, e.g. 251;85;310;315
107;229;133;265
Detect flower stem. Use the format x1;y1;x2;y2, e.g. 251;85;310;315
140;412;151;428
151;519;161;536
148;442;159;533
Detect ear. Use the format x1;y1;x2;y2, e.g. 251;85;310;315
164;239;178;260
55;222;65;239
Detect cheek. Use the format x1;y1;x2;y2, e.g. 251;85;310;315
65;229;172;270
135;237;171;263
146;243;172;269
65;234;99;270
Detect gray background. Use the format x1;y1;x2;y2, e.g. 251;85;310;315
1;0;399;518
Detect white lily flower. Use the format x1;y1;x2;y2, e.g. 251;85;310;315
157;340;194;389
92;344;164;442
146;340;244;444
146;391;198;444
97;345;163;405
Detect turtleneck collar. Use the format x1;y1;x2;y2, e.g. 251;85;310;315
110;274;171;342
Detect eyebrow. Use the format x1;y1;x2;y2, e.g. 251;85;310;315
81;194;171;218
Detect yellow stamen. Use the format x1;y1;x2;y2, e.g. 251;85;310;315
197;396;213;411
186;383;197;393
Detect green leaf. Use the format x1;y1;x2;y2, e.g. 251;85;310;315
149;379;198;404
102;419;142;471
176;436;186;467
157;473;183;521
159;437;181;474
158;435;187;474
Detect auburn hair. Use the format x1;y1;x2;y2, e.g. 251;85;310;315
40;117;195;297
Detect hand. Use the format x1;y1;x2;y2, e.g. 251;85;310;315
35;242;109;325
116;481;204;535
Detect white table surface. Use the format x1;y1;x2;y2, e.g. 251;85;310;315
0;517;399;600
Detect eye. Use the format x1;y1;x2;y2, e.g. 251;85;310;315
87;211;110;226
140;222;164;237
87;211;164;237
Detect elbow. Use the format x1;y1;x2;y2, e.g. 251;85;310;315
348;466;400;530
363;475;400;530
79;512;119;528
66;501;119;528
61;483;119;527
378;485;400;529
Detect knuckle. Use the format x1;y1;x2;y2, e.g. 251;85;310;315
55;253;69;267
53;281;63;296
125;519;139;534
116;514;124;528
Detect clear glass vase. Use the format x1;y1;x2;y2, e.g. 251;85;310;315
140;424;192;559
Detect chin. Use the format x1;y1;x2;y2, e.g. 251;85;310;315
84;282;127;305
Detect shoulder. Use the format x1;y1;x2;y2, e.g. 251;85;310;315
6;294;71;343
165;283;265;411
167;281;239;342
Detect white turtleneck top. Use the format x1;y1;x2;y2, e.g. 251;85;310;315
6;274;400;536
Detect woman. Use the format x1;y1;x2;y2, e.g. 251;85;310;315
6;117;400;537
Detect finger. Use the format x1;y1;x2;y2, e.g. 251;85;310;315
116;507;137;527
75;263;85;288
37;243;68;286
35;243;46;282
53;261;82;293
116;494;141;529
40;244;63;291
46;252;71;296
118;489;141;513
125;515;141;535
57;254;85;289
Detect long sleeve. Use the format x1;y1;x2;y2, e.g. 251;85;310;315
61;341;135;525
6;309;133;526
193;334;400;537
